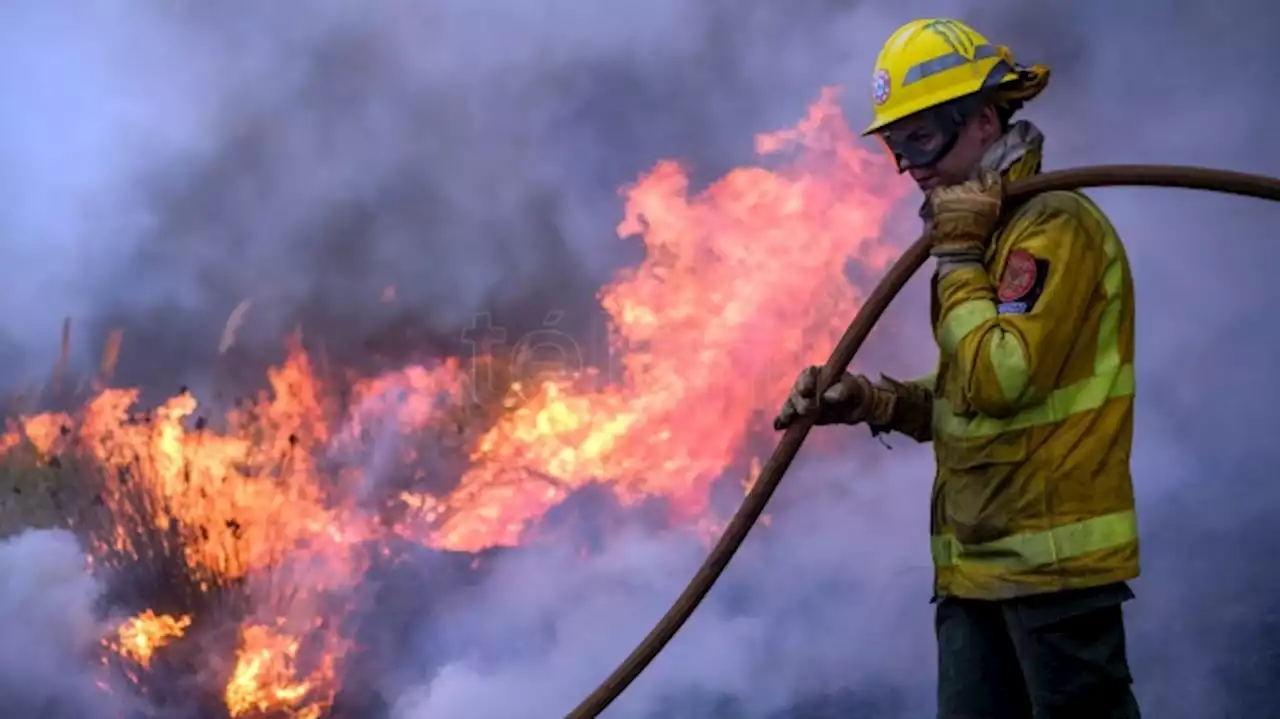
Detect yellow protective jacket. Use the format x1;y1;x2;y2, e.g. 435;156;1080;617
886;123;1139;600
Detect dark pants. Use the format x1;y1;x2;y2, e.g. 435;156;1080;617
935;583;1141;719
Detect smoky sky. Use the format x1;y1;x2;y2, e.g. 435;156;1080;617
0;0;884;394
1;0;1278;717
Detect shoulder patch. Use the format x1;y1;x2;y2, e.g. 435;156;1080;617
998;250;1038;302
995;250;1051;312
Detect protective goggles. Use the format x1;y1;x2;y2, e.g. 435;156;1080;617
876;98;981;173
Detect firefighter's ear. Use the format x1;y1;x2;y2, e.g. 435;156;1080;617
972;103;1002;145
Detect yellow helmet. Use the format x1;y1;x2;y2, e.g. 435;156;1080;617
863;18;1025;136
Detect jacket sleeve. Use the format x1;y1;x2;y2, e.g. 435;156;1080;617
869;371;935;443
933;192;1106;418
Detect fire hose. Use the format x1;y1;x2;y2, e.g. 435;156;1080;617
564;164;1280;719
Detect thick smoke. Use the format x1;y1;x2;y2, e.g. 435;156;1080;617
0;529;121;718
1;0;877;395
2;0;1278;717
389;451;939;719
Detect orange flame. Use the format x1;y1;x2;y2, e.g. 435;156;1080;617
224;622;340;719
106;610;193;669
431;87;905;550
1;88;904;716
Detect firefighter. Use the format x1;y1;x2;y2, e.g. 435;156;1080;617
774;18;1142;718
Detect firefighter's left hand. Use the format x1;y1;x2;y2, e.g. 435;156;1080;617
926;170;1003;274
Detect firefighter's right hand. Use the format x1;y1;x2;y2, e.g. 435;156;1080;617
773;367;875;430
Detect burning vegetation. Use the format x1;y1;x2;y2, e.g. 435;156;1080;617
0;90;903;718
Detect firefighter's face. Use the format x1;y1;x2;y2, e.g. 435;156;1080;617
879;102;1002;193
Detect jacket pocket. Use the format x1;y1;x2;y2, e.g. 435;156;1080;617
936;431;1029;545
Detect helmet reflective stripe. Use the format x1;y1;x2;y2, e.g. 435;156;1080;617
904;44;998;86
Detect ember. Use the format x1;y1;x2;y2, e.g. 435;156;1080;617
0;89;902;717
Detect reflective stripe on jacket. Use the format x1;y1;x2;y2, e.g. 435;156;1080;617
923;127;1139;600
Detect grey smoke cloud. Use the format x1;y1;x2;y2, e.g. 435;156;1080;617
0;0;1277;717
1;0;874;393
390;452;939;719
0;529;121;718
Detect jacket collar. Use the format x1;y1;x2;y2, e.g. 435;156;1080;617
981;120;1044;183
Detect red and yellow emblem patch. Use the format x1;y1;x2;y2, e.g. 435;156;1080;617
997;250;1038;302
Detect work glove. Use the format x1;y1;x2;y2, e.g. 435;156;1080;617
773;367;895;430
926;170;1004;278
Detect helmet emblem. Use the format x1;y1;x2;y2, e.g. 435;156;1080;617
872;68;891;105
925;19;977;59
